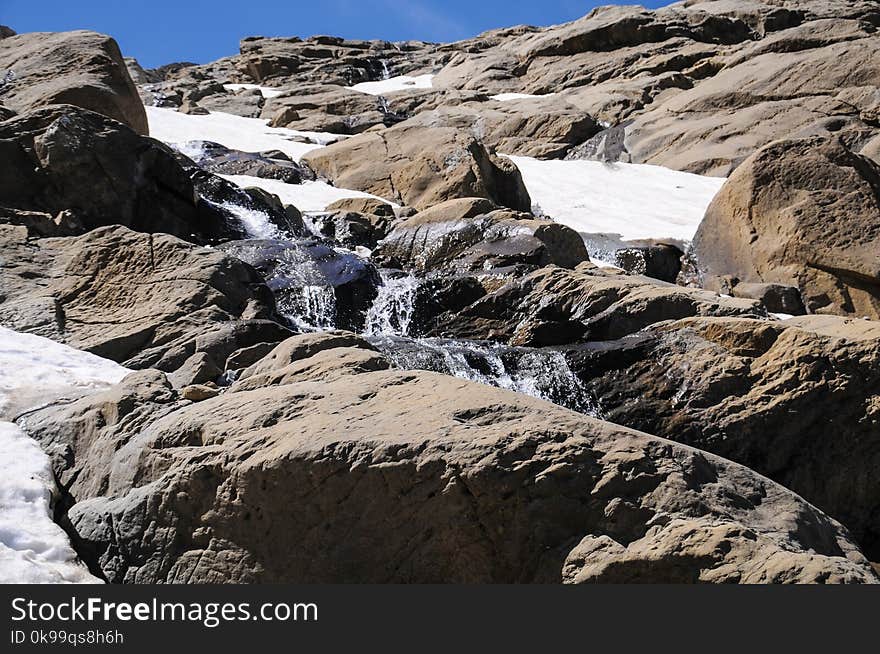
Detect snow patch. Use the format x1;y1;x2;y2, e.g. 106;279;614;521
349;74;434;95
490;93;555;102
220;174;397;213
0;326;128;584
223;83;285;99
506;155;726;242
146;107;345;162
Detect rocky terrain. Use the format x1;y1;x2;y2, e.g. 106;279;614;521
0;0;879;584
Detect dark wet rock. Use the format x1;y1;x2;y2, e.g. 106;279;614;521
614;244;683;282
220;239;381;331
566;314;880;559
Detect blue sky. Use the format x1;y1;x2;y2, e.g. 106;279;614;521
2;0;668;68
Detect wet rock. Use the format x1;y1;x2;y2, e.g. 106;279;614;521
429;263;762;345
0;105;262;243
730;282;806;315
220;239;381;332
374;209;588;275
567;314;880;559
614;244;683;282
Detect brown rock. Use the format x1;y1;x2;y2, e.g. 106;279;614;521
0;30;148;134
568;314;880;558
18;338;877;583
302;109;531;211
692;137;880;319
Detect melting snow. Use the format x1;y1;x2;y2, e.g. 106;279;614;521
349;74;434;95
220;174;396;213
146;106;345;161
0;326;129;583
506;155;726;242
490;93;555;102
222;83;286;98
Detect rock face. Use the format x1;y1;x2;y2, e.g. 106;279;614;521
692;137;880;320
0;225;288;369
302;109;532;211
0;105;270;242
0;30;148;134
567;314;880;560
19;334;877;584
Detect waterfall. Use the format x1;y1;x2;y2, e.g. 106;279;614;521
381;60;391;80
218;201;283;240
364;272;419;336
368;335;600;418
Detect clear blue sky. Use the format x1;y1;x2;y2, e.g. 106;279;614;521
2;0;668;68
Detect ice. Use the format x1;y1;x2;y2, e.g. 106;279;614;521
146;106;346;162
223;83;286;98
490;93;555;102
220;174;396;213
0;326;129;583
349;74;434;95
506;155;726;242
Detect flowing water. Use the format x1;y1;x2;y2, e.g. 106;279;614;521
221;197;599;417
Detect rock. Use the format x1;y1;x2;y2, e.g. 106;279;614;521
373;209;588;275
0;30;148;134
692;137;880;320
18;339;877;583
428;264;762;345
0;105;263;242
181;384;219;401
614;244;683;282
325;197;396;217
302;109;532;211
567;314;880;559
409;197;497;223
220;239;381;332
730;282;806;315
168;352;223;389
305;210;390;249
224;342;279;372
0;225;285;368
0;26;16;39
262;84;386;133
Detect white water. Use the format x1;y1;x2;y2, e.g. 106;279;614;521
364;273;419;337
369;334;599;417
217;201;283;240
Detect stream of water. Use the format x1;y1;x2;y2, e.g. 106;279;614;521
222;202;599;417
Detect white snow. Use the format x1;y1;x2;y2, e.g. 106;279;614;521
220;174;397;213
0;326;129;584
506;155;726;242
490;93;555;102
146;106;345;162
349;74;434;95
223;83;286;99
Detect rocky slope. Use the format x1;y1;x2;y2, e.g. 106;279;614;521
1;2;879;583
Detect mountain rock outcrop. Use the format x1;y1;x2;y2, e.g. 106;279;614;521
18;334;878;584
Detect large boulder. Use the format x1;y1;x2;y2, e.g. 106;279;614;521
0;224;289;369
18;334;877;583
692;137;880;320
568;314;880;559
302;109;532;211
0;30;148;134
373;207;589;275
